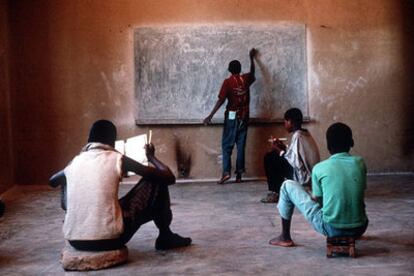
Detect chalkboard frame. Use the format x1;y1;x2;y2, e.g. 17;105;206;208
134;24;308;125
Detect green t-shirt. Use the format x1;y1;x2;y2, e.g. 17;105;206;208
312;152;368;229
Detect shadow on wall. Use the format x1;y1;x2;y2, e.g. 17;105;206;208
248;125;268;177
174;137;192;178
401;0;414;157
9;1;60;183
0;6;13;193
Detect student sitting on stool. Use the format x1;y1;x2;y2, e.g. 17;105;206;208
269;122;368;247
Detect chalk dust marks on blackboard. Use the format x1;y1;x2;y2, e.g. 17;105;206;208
134;24;307;124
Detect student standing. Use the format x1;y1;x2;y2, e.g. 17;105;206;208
204;48;258;184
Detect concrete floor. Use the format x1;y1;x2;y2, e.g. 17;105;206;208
0;175;413;275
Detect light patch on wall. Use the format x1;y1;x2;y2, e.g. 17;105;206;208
307;30;320;105
111;64;126;107
345;76;367;93
196;142;222;165
112;64;127;83
100;71;113;96
100;71;122;107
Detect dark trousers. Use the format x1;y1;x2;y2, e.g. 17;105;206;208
69;179;172;251
263;151;293;193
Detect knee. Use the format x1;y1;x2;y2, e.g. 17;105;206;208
222;142;233;151
264;152;273;164
280;180;300;195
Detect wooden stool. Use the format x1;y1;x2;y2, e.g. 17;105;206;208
326;237;356;258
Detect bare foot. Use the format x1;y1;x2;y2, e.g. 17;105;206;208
269;235;295;247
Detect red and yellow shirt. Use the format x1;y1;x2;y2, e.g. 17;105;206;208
218;73;255;121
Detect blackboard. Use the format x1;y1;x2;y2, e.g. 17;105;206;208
134;24;307;125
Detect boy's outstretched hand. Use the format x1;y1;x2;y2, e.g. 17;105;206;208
250;48;258;59
203;115;212;125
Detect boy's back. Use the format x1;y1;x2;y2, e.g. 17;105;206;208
312;152;368;229
64;143;124;240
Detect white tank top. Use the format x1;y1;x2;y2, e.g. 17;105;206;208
63;143;124;240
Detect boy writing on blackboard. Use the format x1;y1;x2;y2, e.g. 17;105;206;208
204;48;258;184
262;108;320;203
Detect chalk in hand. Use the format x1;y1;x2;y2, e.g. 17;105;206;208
148;130;152;144
268;137;287;142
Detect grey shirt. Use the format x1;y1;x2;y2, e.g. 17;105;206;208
284;130;320;186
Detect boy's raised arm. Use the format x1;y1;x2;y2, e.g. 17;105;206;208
249;48;258;77
122;143;175;185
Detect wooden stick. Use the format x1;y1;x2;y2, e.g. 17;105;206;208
148;130;152;144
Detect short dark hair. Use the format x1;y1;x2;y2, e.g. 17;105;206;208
284;108;303;126
228;60;241;74
326;122;354;154
88;120;117;147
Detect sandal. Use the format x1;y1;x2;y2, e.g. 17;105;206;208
217;174;231;185
260;193;279;203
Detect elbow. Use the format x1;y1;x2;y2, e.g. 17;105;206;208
49;171;65;188
167;173;176;185
49;177;58;188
